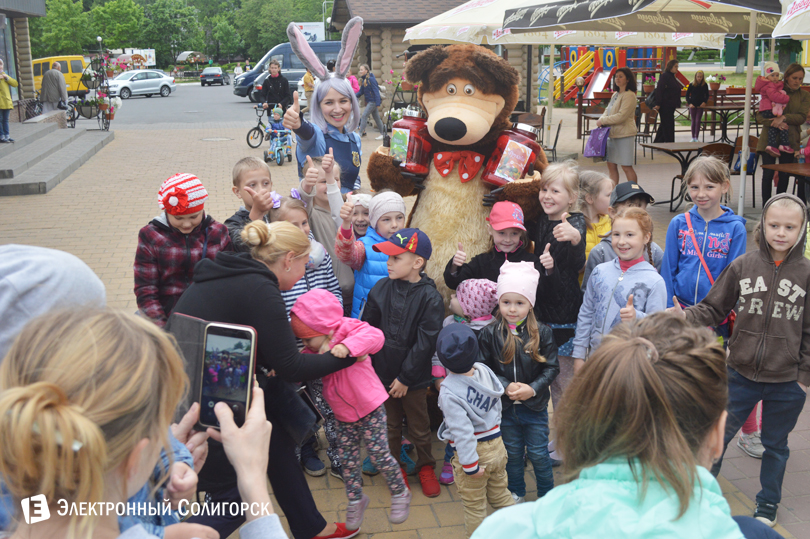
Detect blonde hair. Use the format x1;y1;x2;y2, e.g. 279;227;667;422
269;196;307;223
232;156;272;187
754;196;807;248
241;220;311;266
557;312;727;518
692;70;706;87
495;309;546;365
301;156;342;180
0;309;187;537
613;206;654;262
540;160;580;212
683;155;732;197
578;170;612;227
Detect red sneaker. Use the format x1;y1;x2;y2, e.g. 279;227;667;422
401;467;410;490
418;465;441;498
312;523;360;539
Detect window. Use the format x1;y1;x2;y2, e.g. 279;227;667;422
269;55;284;69
70;60;83;73
148;72;162;79
133;73;147;81
57;61;68;73
34;63;41;77
319;52;338;65
289;54;305;69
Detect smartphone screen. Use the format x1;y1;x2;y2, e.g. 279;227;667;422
200;324;255;428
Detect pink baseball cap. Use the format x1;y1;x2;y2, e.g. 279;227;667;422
486;201;526;231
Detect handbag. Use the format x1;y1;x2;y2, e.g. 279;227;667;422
584;126;611;158
57;99;68;110
645;90;658;109
684;212;737;334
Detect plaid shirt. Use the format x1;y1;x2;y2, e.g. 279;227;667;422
134;213;232;327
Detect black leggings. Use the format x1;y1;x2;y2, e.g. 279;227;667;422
190;427;327;539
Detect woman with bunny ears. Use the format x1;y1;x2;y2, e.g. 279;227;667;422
284;18;364;194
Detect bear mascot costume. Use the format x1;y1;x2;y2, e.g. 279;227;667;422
366;44;549;304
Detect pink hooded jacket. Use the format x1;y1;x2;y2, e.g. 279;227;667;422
291;289;388;422
755;76;790;113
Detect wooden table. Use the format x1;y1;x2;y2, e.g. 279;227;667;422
641;141;708;211
701;104;748;144
762;162;810;200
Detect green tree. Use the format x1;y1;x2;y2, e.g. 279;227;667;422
236;0;322;60
212;16;243;61
142;0;204;67
90;0;144;49
29;0;92;57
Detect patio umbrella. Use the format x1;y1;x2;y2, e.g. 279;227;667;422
404;0;727;162
772;0;810;37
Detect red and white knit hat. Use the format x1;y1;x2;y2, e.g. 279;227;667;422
158;173;208;216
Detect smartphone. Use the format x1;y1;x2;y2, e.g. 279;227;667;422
198;322;257;430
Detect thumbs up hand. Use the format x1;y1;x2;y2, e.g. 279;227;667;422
539;243;554;271
302;156;318;194
452;242;467;267
553;212;582;245
620;294;636;322
283;92;302;130
668;296;686;318
322;147;335;180
340;193;354;229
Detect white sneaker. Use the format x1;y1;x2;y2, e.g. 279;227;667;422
375;135;384;140
737;432;765;459
510;491;525;504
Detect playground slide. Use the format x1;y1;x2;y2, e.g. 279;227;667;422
584;68;612;100
554;51;595;99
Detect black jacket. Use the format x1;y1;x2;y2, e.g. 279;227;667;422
173;251;353;381
262;73;291;109
362;274;445;389
478;320;559;412
224;208;269;253
528;212;586;328
444;247;541;290
685;82;710;108
655;71;683;111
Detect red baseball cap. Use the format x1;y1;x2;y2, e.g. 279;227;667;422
486;201;526;231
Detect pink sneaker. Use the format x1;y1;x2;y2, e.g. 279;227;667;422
766;146;780;157
345;494;370;531
389;489;412;524
779;145;793;153
439;461;454;485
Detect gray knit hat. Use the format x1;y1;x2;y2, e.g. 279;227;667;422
369;191;406;229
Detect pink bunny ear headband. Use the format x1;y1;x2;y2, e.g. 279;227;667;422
287;17;363;82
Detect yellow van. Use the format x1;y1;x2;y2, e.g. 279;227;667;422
33;56;88;96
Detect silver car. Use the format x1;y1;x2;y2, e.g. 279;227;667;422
105;70;177;99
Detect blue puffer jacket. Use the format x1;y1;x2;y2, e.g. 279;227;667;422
356;73;381;107
661;205;747;308
471;459;746;539
351;228;389;319
572;259;667;360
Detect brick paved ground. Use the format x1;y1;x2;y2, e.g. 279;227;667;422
0;108;805;538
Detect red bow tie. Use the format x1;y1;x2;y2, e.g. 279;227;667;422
434;151;485;182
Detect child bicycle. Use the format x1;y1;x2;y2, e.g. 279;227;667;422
264;128;293;166
246;106;270;148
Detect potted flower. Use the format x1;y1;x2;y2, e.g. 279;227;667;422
594;88;614;99
726;85;745;95
81;66;101;90
706;74;725;91
643;74;656;94
105;97;122;120
96;92;109;111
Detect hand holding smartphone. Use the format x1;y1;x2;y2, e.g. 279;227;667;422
198;323;257;430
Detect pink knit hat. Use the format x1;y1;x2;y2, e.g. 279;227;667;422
497;261;539;307
158;173;208;216
456;279;498;320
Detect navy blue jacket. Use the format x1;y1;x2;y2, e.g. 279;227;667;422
356;73;381;107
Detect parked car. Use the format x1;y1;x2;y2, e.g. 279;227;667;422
105;70;177;99
233;41;340;103
201;67;230;86
33;55;87;97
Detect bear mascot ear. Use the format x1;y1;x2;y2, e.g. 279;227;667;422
403;46;449;85
471;48;519;89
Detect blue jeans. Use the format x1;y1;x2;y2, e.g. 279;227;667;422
712;368;806;505
0;109;10;139
500;404;553;497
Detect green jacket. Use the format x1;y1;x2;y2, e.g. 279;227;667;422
471;459;745;539
757;86;810;152
0;74;17;110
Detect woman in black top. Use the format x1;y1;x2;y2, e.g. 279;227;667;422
173;221;357;539
685;70;710;142
653;59;683;143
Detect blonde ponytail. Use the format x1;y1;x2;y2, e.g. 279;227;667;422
242;220;311;267
0;309;187;536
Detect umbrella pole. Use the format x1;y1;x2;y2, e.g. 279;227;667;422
548;45;554;152
738;11;757;216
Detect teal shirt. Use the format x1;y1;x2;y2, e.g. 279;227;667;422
472;459;745;539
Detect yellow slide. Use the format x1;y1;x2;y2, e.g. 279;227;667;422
554;51;595;99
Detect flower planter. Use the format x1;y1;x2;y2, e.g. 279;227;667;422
104;112;115;120
643;84;655;93
400;82;414;91
726;87;745;95
78;105;98;119
99;103;109;111
82;76;100;90
709;82;721;91
593;91;613;99
106;70;114;78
